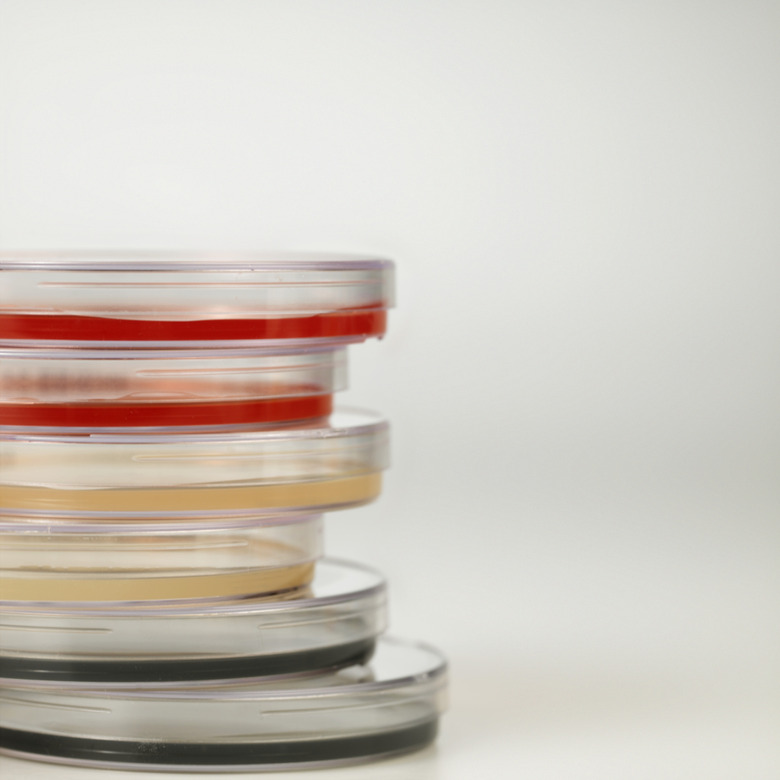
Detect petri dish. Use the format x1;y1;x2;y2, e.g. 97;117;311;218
0;558;386;683
0;638;447;771
0;251;394;347
0;409;388;519
0;345;346;431
0;515;323;604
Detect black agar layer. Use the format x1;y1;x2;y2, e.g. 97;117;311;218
0;720;437;768
0;638;375;683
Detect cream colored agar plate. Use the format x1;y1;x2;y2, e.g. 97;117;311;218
0;562;315;602
0;474;381;514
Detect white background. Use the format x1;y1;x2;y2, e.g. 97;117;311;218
1;1;779;778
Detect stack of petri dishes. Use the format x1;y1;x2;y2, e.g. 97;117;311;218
0;252;447;772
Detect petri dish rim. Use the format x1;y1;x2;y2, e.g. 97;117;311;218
0;408;386;445
0;513;321;535
0;343;350;359
0;637;447;700
0;250;393;273
0;557;384;617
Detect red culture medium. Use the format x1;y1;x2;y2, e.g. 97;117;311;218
0;394;332;428
0;309;386;342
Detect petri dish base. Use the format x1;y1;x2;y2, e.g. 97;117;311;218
0;252;394;347
0;345;347;431
0;558;386;683
0;515;323;604
0;638;446;771
0;409;388;519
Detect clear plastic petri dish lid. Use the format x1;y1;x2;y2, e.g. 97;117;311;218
0;408;388;520
0;637;447;771
0;344;347;431
0;514;323;604
0;558;386;683
0;251;394;347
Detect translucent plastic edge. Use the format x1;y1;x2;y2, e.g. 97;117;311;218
0;250;394;272
0;335;374;349
0;557;384;616
0;408;386;444
0;513;322;534
0;419;335;436
0;637;448;699
0;344;350;358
